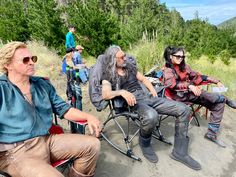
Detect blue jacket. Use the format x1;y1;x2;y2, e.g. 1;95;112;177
0;75;71;143
65;31;75;49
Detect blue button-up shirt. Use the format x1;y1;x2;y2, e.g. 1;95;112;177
0;75;71;143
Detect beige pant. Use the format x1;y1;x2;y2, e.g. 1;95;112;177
0;134;100;177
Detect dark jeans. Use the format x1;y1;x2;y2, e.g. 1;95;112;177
176;90;225;136
132;90;191;138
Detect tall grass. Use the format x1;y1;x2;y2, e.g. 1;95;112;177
1;41;235;98
128;40;165;74
190;56;236;98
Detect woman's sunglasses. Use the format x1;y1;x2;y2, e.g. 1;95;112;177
172;54;185;60
21;56;38;64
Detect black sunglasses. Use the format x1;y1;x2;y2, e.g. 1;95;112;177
21;56;38;64
172;54;185;60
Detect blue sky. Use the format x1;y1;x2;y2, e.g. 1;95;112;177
160;0;236;25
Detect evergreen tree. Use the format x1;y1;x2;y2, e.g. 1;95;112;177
163;9;185;46
28;0;66;53
0;0;30;42
65;0;119;56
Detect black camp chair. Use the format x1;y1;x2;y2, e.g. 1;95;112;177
99;88;172;161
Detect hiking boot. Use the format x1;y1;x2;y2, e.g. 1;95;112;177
204;133;226;148
139;135;158;163
170;136;201;170
226;99;236;109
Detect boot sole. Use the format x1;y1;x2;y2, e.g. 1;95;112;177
170;153;201;171
204;134;227;148
142;153;159;163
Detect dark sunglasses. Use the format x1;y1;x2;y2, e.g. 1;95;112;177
21;56;38;64
172;54;185;60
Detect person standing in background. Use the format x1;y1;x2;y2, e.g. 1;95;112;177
65;25;76;50
73;45;85;65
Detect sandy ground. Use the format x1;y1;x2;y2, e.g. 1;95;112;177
54;77;236;177
93;108;236;177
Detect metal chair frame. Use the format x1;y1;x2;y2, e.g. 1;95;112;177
100;98;172;162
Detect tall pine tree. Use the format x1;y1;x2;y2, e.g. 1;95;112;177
28;0;65;53
0;0;29;42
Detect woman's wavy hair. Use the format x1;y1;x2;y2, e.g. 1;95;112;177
103;45;121;85
0;41;27;73
163;46;186;72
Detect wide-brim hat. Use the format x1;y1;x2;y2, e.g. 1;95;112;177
76;45;84;50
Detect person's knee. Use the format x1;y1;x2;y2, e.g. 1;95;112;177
88;137;101;154
141;110;159;133
177;103;191;117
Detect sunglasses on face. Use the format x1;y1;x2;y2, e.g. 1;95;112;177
172;54;185;60
20;56;38;64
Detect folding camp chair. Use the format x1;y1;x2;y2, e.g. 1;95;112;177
146;69;211;127
100;98;142;161
65;66;88;134
99;90;173;161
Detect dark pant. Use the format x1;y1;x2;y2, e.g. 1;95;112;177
176;90;225;136
132;90;191;138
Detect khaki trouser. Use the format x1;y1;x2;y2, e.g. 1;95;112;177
0;134;100;177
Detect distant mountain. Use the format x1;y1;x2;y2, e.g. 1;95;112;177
218;16;236;30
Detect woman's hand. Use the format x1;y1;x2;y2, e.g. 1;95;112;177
188;85;202;96
120;90;136;106
87;115;102;138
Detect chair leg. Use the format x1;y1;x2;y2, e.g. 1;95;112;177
152;125;172;145
100;132;141;161
69;121;87;134
100;113;142;161
190;105;201;127
193;116;200;127
151;115;172;145
0;171;11;177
